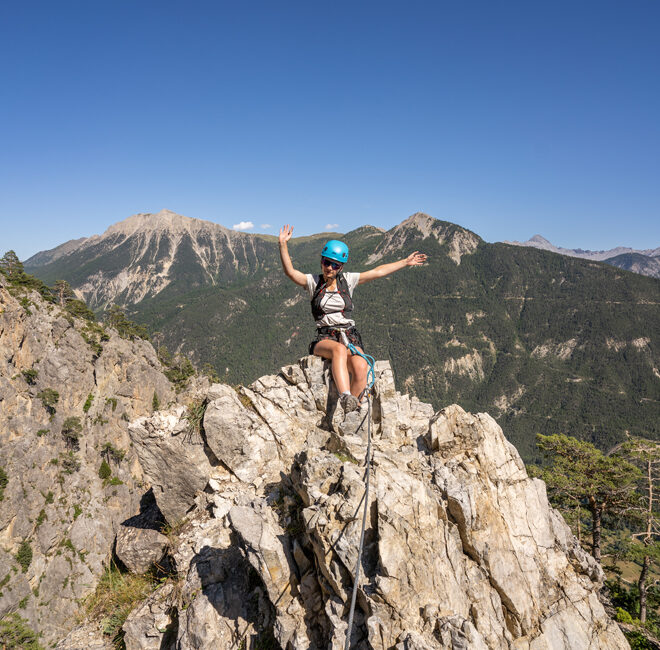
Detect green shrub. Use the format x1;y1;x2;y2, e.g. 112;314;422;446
60;538;75;554
152;392;160;411
98;461;111;480
0;466;7;501
105;397;118;412
0;612;44;649
108;476;123;486
21;369;38;385
163;356;195;392
35;509;47;527
19;296;32;315
73;504;82;520
104;305;149;341
623;629;656;650
43;491;54;504
18;596;28;609
15;541;32;573
37;388;59;416
65;298;96;322
616;607;634;624
80;331;103;358
83;393;94;413
36;429;48;437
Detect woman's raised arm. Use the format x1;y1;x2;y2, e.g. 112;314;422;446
279;225;308;287
358;251;427;284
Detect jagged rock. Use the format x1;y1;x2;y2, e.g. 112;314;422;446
116;496;169;573
55;625;113;649
0;280;174;645
174;519;273;650
128;407;212;524
128;356;628;649
122;582;176;650
116;526;168;574
203;384;282;486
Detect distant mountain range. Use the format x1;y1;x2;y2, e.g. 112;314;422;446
506;234;660;278
24;210;660;461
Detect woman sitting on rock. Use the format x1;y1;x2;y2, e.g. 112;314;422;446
278;224;427;413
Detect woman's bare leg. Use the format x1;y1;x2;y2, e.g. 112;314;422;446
347;347;368;397
313;339;351;394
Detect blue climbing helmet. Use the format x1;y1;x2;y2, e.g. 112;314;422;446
321;239;349;264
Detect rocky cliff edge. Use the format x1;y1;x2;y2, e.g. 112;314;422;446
109;356;627;649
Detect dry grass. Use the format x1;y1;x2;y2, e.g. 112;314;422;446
81;560;159;647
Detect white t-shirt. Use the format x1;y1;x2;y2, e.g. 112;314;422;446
305;272;360;328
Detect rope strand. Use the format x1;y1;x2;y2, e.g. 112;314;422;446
340;331;376;650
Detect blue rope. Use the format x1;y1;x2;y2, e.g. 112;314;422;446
338;329;376;391
346;342;376;391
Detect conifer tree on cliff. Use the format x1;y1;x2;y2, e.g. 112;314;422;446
53;279;75;307
0;250;23;278
535;433;640;563
614;437;660;623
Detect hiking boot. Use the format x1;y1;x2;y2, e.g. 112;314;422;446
340;393;359;414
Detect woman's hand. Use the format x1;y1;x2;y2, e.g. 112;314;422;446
279;224;294;245
405;251;427;266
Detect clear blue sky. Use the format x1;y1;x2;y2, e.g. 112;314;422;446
1;0;659;260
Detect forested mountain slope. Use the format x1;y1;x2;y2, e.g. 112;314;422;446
27;211;660;461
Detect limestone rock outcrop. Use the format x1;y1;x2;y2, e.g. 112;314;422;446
124;356;628;649
0;279;174;644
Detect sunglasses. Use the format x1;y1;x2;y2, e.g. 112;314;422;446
322;258;343;270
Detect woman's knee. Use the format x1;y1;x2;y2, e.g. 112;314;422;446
315;339;347;360
350;356;368;378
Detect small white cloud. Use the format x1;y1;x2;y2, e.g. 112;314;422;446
260;223;272;229
232;221;254;231
325;223;339;230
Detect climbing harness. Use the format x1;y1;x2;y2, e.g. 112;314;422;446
339;329;376;650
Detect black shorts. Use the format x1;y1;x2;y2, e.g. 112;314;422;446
309;326;365;356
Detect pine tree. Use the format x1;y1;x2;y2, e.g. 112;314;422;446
614;437;660;623
53;279;75;307
536;433;640;563
0;250;23;278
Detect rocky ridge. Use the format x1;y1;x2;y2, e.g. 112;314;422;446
506;235;660;278
0;277;174;643
505;234;660;262
25;209;275;309
367;212;481;265
82;355;629;649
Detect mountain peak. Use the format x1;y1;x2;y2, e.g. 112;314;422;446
370;212;480;265
103;210;229;238
529;234;552;245
400;211;435;231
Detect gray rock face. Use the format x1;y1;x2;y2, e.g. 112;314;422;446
122;582;176;650
116;526;168;575
128;407;212;525
129;355;628;649
115;497;168;574
0;279;174;645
